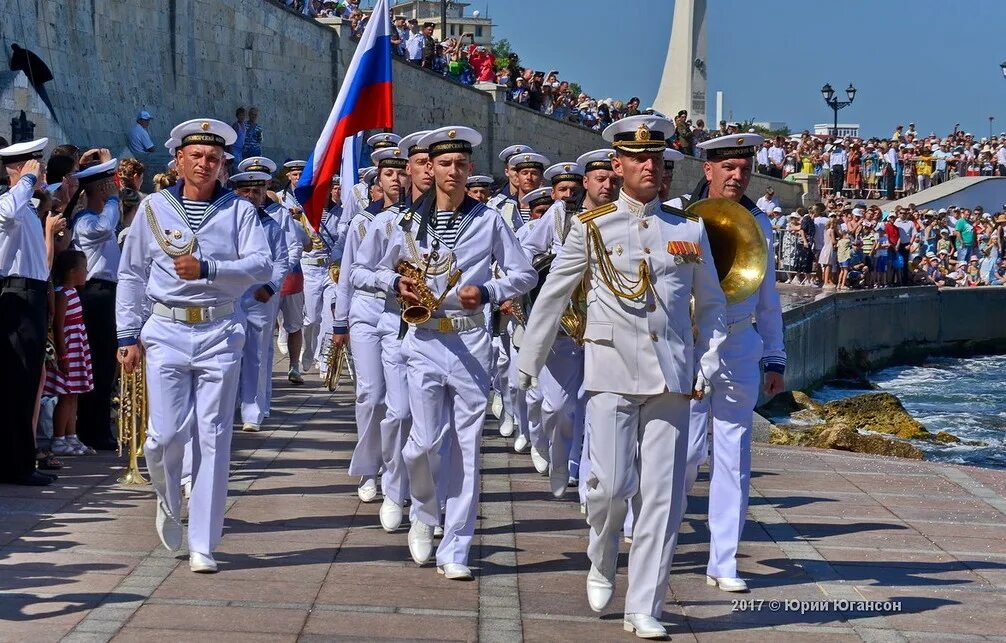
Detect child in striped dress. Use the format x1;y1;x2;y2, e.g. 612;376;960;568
46;250;96;456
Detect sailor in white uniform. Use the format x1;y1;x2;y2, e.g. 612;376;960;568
354;126;536;580
668;133;786;593
465;175;493;203
231;171;289;432
274;159;313;381
486;144;534;219
316;176;344;382
334;145;405;505
516;161;587;498
117;119;272;573
517;116;727;638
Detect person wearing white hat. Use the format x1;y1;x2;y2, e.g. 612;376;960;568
465;175;493;202
354;126;536;580
668;132;786;594
514;161;588;498
516;115;727;638
487;143;533;215
504;152;550;231
334;146;408;508
230;171;289;431
315;174;345;383
116;118;272;572
0;137;57;486
67;151;122;450
829;139;848;196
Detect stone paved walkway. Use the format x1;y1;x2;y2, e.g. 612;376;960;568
3;366;1006;642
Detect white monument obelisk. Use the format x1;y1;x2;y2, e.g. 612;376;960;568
653;0;707;124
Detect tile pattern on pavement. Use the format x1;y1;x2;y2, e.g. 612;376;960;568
2;364;1006;641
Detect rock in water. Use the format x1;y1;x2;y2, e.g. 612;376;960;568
818;392;930;439
769;423;924;459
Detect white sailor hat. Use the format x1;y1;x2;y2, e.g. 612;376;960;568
371;146;407;169
498;144;534;163
361;166;379;184
72;158;119;184
576;148;616;173
229;171;272;187
331;175;341;185
508;151;550;171
167;159;177;172
367;132;401;150
169;118;237;148
696;132;764;161
419;126;482;157
663;148;684;168
357;168;368;180
0;137;47;163
521;186;553;208
164;137;180;153
239;156;277;174
399;130;431;157
224;152;234;162
466;174;493;188
543;162;584;185
602;115;671;153
283;160;307;170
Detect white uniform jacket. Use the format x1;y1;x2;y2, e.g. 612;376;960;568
517;191;728;396
116;184;273;345
71;197;121;282
333;203;385;332
667;192;786;374
354;196;537;319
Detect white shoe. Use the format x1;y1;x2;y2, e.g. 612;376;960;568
549;464;569;498
623;613;667;639
437;563;474;580
189;552;218;573
242;422;260;432
379;497;403;532
408;521;434;565
357;477;378;503
586;565;614;612
490;392;503;420
498;413;514;438
155;501;182;552
580;503;587;515
277;337;289;355
182;480;192;500
434;524;444;538
624;535;633;544
706;575;748;592
530;447;549;474
513;433;530;453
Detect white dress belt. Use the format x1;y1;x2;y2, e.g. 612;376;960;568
301;257;328;267
151;301;236;324
415;312;486;333
727;317;754;335
354;290;387;300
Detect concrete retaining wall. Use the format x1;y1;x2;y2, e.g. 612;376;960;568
782;286;1006;392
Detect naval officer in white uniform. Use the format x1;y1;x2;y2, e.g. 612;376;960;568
354;126;536;580
517;115;728;639
667;133;786;593
117;118;272;573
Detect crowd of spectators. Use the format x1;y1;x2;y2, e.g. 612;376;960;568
760;187;1006;290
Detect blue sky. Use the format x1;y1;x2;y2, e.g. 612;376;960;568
471;0;1006;138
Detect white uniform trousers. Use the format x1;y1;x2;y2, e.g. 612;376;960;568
317;282;338;376
240;295;282;425
532;336;584;482
684;324;762;579
346;299;388;479
141;313;245;555
374;311;412;505
586;390;689;618
506;342;540;442
301;264;328;370
402;325;491;566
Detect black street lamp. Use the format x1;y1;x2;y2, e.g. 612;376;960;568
821;82;857;137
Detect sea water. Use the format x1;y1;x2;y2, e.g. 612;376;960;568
812;355;1006;469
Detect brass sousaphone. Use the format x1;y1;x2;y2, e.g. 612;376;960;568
683;197;768;303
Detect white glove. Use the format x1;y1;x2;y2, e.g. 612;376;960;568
517;370;537;391
692;371;710;400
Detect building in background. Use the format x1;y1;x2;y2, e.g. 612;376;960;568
391;1;493;45
814;123;860;138
751;121;788;132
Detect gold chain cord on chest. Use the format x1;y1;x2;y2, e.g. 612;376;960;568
145;202;196;257
404;229;454;276
585;220;651;300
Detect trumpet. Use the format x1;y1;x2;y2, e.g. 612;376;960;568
323;339;351;391
328;262;341;284
117;357;148;486
395;260;462;325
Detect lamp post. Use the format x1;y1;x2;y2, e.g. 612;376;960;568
990;116;995;139
820;82;857;137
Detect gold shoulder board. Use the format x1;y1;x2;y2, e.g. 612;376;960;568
577;202;617;224
661;203;698;221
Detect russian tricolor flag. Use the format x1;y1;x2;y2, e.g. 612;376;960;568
297;0;393;228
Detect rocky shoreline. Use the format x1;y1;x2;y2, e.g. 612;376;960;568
761;390;981;460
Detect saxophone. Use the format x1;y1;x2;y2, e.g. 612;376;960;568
395;260;462;325
117;358;148;485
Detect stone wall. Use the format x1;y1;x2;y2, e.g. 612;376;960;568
782;286;1006;392
2;4;801;209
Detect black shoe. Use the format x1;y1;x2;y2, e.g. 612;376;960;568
37;470;59;481
16;471;55;486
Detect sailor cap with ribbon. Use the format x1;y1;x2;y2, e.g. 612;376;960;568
521;186;554;208
239;156;277;174
663;147;685;169
371;146;408;169
696;133;765;162
72;158;119;184
367;132;401;150
602;115;671;153
576;148;616;173
418;126;482;157
507;151;550;171
498;143;534;163
283;160;306;170
399;130;431;157
169;118;237;148
466;174;494;188
543;161;584;185
230;171;272;188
